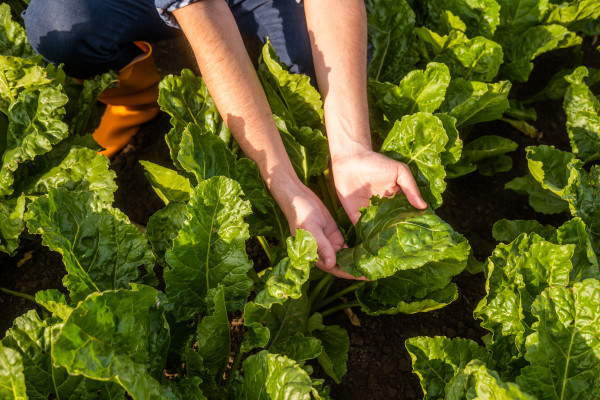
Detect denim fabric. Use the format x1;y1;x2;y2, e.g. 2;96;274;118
24;0;314;80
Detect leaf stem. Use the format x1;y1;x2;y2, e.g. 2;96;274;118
225;347;244;394
313;282;365;311
317;174;337;218
0;287;36;303
247;268;261;285
256;236;272;264
308;274;334;307
321;300;361;318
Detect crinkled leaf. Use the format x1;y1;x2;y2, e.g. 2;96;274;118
381;113;448;207
439;78;511;128
195;286;230;383
164;176;253;320
494;0;549;48
34;290;72;320
368;62;451;123
140;160;192;205
68;72;117;136
1;86;69;196
0;55;48;114
545;0;600;32
146;202;187;267
505;173;569;214
551;218;600;282
566;164;600;251
52;286;203;400
2;310;125;400
236;351;312;400
526;145;578;197
366;0;419;82
474;233;574;369
0;3;35;58
446;359;535;399
564;66;600;163
258;40;323;129
270;333;322;363
492;219;556;243
25;188;155;302
503;24;581;82
423;0;501;38
525;67;600;104
337;195;470;280
0;343;27;400
405;336;493;400
516;280;600;400
307;313;349;383
0;194;25;254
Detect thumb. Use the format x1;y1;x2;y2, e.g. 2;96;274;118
397;164;427;209
312;227;337;271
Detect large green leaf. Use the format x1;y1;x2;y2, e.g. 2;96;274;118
494;0;549;48
449;135;518;177
1;86;69;196
423;0;501;37
566;164;600;250
0;56;48;113
381;113;448;207
140;160;192;205
492;219;556;243
52;286;205;400
258;40;323;129
439;78;511;127
0;3;35;58
68;71;117;136
269;333;322;363
516;280;600;400
146;202;188;267
265;295;311;351
545;0;600;32
365;0;419;82
369;62;451;123
405;336;493;400
564;66;600;163
525;67;600;104
25;188;155;302
0;343;27;400
551;218;600;282
307;313;349;384
505;173;569;214
0;194;25;254
474;233;574;369
235;351;312;400
337;195;470;280
2;310;124;400
164;176;253;320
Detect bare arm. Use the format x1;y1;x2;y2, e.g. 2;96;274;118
304;0;427;223
172;0;357;277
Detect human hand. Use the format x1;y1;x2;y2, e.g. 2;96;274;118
273;182;365;280
331;150;427;224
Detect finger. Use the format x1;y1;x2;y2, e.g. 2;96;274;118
397;164;427;209
320;265;369;281
311;226;337;270
326;224;346;253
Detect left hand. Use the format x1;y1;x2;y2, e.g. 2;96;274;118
331;150;428;224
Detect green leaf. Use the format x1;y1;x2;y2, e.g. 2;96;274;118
368;62;451;123
551;218;600;282
195;286;230;383
34;290;72;320
505;173;569;214
0;194;25;254
564;66;600;163
365;0;419;82
381;113;448;208
264;295;311;350
439;78;511;128
164;176;253;320
307;313;349;384
526;145;578;197
503;24;582;82
0;3;35;58
337;195;470;280
516;280;600;400
2;310;125;400
25;188;155;302
236;351;313;400
474;233;574;369
146;202;188;267
140;160;192;205
270;333;322;363
405;336;493;400
492;219;556;243
68;72;117;136
52;286;205;400
437;113;463;166
505;99;537;121
423;0;501;38
446;359;535;399
545;0;600;32
0;56;48;113
258;40;323;129
565;164;600;251
1;86;69;197
525;67;600;104
450;135;518;177
494;0;549;48
0;343;27;400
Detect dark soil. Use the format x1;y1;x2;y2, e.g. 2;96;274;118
1;34;598;399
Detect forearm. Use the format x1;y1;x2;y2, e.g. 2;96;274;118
172;0;301;192
304;0;372;163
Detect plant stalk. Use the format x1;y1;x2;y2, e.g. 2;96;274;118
316;174;337;218
313;281;365;311
225;348;244;394
321;300;361;318
308;274;334;307
0;287;36;303
247;268;261;285
256;235;272;264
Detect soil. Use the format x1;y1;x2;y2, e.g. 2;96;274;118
1;34;598;399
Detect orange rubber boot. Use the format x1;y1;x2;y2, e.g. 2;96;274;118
93;41;161;158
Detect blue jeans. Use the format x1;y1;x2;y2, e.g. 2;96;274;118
23;0;315;80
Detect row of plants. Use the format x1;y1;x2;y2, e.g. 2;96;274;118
0;0;599;398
